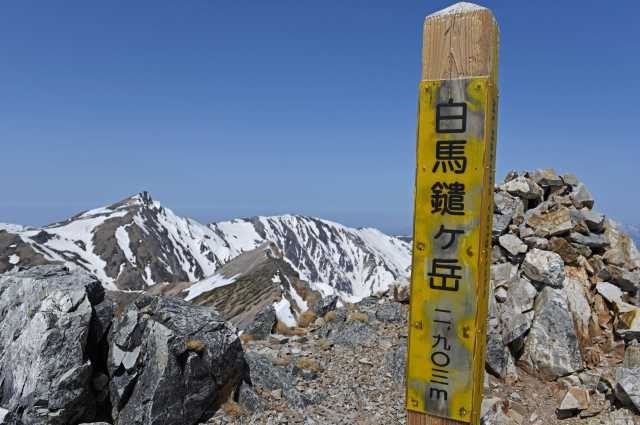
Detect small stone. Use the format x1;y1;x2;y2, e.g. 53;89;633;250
548;237;579;264
624;341;640;368
500;176;543;201
595;282;624;306
562;173;579;186
492;245;507;263
532;169;564;187
491;263;519;287
498;234;528;257
571;183;595;209
608;265;640;293
495;286;508;303
616;303;640;339
558;386;589;415
393;281;410;304
568;232;609;250
603;248;629;267
493;214;512;236
581;209;605;233
522;248;565;288
523;236;549;250
374;302;402;322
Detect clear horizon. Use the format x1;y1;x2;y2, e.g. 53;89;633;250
2;1;639;235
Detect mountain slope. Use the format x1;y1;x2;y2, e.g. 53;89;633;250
0;193;411;300
209;216;411;301
150;242;322;329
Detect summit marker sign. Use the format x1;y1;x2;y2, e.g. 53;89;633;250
406;3;499;425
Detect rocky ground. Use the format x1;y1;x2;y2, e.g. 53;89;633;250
205;296;640;425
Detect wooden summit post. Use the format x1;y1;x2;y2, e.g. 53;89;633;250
406;3;499;425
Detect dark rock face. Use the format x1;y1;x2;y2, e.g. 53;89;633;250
108;295;246;425
0;266;247;425
243;352;309;409
0;266;104;425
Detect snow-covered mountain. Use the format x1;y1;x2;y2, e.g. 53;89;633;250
0;192;410;301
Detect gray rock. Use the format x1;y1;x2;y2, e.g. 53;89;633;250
519;287;583;380
562;173;579;186
490;263;518;288
243;305;276;340
607;265;640;293
375;302;402;322
384;345;407;384
330;321;377;348
569;207;590;234
491;245;507;263
523;236;549;250
568;232;609;250
236;381;263;414
532;169;564;187
596;282;624;306
492;214;511;237
498;234;528;257
504;278;538;314
0;266;104;425
500;278;537;348
581;209;605;233
522;248;565;288
108;294;246;425
486;305;509;378
494;192;525;225
615;367;640;411
500;176;544;201
502;170;518;183
314;295;339;317
244;352;310;409
571;183;595;209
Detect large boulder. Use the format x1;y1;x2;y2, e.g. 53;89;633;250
0;266;105;424
521;248;565;288
519;287;583;380
108;294;246;425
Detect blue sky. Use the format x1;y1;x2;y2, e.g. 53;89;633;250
1;1;638;235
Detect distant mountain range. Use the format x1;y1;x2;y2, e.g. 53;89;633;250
0;192;411;305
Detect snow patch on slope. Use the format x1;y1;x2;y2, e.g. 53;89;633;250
274;296;297;327
115;225;136;266
185;273;238;301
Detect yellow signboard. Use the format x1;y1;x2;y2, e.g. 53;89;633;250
406;77;497;423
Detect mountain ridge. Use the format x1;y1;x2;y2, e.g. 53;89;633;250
0;192;411;302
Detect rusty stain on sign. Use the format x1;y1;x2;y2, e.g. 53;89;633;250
406;77;497;422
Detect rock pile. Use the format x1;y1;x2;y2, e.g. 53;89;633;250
487;169;640;420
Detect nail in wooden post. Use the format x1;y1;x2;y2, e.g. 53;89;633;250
406;3;499;425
